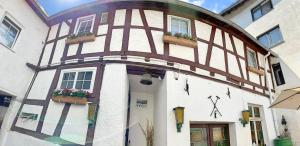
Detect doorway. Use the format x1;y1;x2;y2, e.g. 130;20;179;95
190;124;230;146
0;95;12;129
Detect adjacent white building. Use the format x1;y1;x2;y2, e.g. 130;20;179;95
0;0;288;146
222;0;300;145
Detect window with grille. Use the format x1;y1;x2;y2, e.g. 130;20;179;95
59;69;96;91
248;105;266;146
251;0;273;21
258;26;283;48
168;16;191;36
75;15;95;35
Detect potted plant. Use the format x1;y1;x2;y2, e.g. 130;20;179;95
52;89;92;105
163;32;197;48
66;32;96;45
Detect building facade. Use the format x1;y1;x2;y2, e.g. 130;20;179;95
0;0;280;146
222;0;300;145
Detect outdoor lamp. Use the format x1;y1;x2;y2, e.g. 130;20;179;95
173;107;185;132
239;110;250;127
140;73;152;85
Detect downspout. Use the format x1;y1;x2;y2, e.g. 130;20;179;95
264;52;280;137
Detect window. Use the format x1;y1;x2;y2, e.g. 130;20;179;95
0;16;21;48
168;16;191;36
75;15;95;35
100;12;108;24
190;124;230;146
272;63;285;86
258;26;283;48
58;68;96;92
248;105;265;146
247;49;258;68
251;0;273;21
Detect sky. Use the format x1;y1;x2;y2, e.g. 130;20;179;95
37;0;237;16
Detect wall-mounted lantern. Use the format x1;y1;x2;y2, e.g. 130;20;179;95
239;110;250;127
173;107;185;132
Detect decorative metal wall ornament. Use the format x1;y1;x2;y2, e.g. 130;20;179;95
184;79;189;95
227;88;231;99
208;96;222;118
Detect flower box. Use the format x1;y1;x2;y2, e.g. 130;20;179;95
66;34;96;45
247;66;264;76
163;35;197;48
52;95;87;105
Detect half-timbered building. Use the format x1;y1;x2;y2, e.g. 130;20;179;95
0;0;279;146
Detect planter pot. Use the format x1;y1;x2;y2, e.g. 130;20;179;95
163;35;197;48
66;34;96;45
247;66;264;76
274;137;293;146
52;96;87;105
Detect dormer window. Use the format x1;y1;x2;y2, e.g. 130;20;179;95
75;15;95;35
168;16;191;36
247;49;258;68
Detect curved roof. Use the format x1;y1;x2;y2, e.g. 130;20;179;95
26;0;275;55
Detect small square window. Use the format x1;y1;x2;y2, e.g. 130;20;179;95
168;16;191;36
247;49;258;68
0;16;21;48
251;0;273;21
59;70;94;91
100;12;108;24
257;26;283;48
75;15;95;35
272;63;285;86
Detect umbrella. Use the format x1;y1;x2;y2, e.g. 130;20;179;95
270;87;300;110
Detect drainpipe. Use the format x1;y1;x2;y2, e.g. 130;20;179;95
264;52;280;137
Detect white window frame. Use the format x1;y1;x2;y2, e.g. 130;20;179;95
57;67;97;93
0;15;21;49
248;104;267;146
247;49;258;68
74;14;96;35
168;15;191;36
100;12;108;24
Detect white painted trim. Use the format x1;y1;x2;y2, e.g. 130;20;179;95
57;67;97;93
167;15;191;36
74;14;96;35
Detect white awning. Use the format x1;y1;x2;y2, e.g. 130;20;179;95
270;87;300;110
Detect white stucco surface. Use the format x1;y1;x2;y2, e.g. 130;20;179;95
40;43;54;66
15;104;43;131
110;29;123;51
169;45;194;61
195;20;212;41
67;44;79;56
59;22;70;37
144;10;163;29
210;46;225;71
131;9;143;26
114;9;126;26
27;70;56;100
51;39;65;64
151;30;164;55
81;36;106;54
128;29;151;53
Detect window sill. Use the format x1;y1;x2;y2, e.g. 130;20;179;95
163;35;197;48
66;34;96;45
247;66;264;76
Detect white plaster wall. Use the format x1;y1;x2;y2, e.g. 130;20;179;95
154;77;167;146
27;70;56;100
59;22;70;37
209;46;225;71
97;24;108;35
224;32;234;51
60;104;89;145
93;64;128;146
169;45;194;62
114;9;126;26
233;36;245;57
40;43;54;66
41;101;65;136
67;44;78;56
197;41;208;65
128;29;151;53
110;29;123;51
151;30;164;55
144;10;163;29
15;104;43;131
131;9;143;26
0;0;48;98
195;20;212;41
214;28;223;47
81;36;106;54
227;53;241;77
4;131;57;146
128;92;154;146
164;71;277;146
51;39;65;64
48;24;59;40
